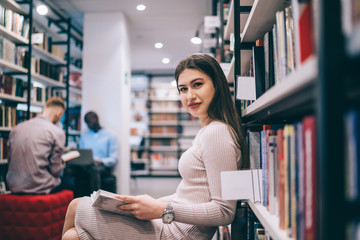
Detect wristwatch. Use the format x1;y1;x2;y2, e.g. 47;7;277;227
161;202;175;224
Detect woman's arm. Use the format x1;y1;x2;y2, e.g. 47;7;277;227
172;123;239;226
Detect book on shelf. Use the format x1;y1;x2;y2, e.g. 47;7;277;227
344;109;360;201
267;132;277;216
296;0;314;64
90;189;132;216
303;116;316;240
341;0;360;55
243;119;316;239
236;76;256;101
221;169;263;203
252;46;265;99
248;131;261;169
296;121;305;240
0;6;29;40
260;130;267;208
264;31;275;91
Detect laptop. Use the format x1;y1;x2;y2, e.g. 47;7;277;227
67;149;95;166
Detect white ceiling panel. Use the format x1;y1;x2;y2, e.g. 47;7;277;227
50;0;212;73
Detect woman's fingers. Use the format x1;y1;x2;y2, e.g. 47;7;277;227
115;195;136;203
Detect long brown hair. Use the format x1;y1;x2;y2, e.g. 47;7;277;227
175;54;249;169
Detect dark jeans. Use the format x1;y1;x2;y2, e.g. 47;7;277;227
50;175;75;194
65;164;116;198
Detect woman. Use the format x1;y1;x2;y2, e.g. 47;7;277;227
62;53;249;240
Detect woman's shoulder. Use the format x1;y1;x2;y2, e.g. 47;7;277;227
200;121;232;138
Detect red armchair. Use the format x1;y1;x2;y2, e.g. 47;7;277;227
0;190;73;240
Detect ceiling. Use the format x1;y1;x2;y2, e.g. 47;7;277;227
49;0;213;74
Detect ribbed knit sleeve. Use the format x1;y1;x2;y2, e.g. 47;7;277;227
170;121;239;226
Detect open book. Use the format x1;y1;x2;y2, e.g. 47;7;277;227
61;150;80;162
90;189;133;216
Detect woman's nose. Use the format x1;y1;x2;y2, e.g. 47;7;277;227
187;89;196;100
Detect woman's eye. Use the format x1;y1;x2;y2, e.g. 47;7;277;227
179;87;187;92
194;82;203;87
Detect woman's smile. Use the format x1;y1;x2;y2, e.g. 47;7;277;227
188;102;201;109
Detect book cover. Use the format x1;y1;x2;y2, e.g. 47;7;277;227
276;10;288;82
264;31;275;91
285;6;296;73
268;134;277;215
298;1;314;63
252;46;265;99
283;125;290;231
61;150;80;162
248;131;261;169
260;130;267;207
303;116;316;240
221;169;263;203
344;109;359;201
272;24;279;85
288;124;297;238
296;122;305;240
91;189;132;216
277;128;286;230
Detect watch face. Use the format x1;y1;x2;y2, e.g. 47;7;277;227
163;213;174;223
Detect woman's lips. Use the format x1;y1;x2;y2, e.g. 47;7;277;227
189;102;201;109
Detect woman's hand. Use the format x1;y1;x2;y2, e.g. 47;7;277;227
115;194;166;220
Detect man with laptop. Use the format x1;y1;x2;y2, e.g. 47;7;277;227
69;111;118;197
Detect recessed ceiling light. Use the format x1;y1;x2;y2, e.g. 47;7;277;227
136;4;146;11
162;58;170;64
154;42;163;49
191;36;202;44
36;4;48;15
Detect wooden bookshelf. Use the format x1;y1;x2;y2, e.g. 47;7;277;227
248;201;294;240
0;25;28;44
32;45;67;65
0;159;8;165
241;0;285;43
149;121;178;126
0;93;27;103
226;0;357;239
149;133;178;138
224;1;234;40
241;56;317;123
69;86;82;95
0;0;28;15
70;64;82;74
149;146;179;152
31;72;66;88
0;59;27;74
0;127;12;132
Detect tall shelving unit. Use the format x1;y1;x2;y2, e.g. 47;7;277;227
0;0;83;194
223;0;360;239
29;0;83;147
0;0;32;194
130;74;201;178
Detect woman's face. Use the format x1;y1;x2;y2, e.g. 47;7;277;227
177;68;215;126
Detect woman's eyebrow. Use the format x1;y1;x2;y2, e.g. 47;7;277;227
178;78;203;87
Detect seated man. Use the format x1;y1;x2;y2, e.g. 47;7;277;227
74;111;118;196
6;97;74;194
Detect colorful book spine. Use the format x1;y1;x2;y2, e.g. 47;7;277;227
303;116;316;240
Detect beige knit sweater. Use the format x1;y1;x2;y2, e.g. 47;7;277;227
75;121;240;240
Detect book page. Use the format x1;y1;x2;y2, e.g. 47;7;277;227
91;190;133;216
